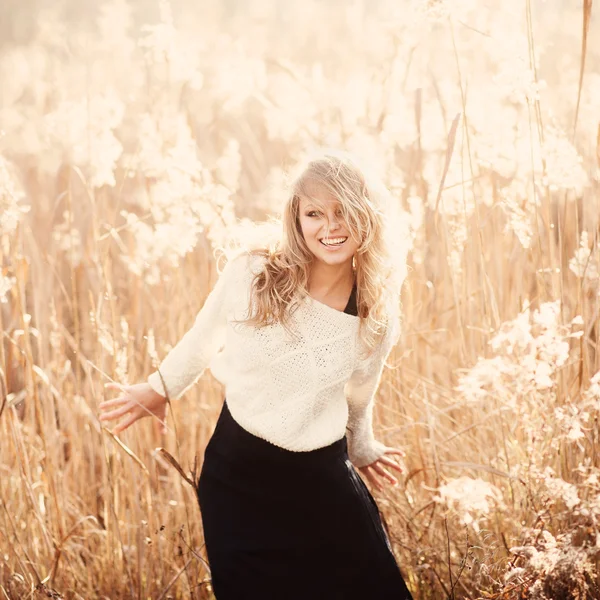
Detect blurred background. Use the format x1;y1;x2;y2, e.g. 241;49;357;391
1;1;599;598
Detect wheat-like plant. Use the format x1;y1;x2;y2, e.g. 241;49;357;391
0;0;599;598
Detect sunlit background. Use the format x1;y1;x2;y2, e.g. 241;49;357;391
1;0;599;598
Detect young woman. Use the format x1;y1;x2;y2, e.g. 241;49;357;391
99;151;413;599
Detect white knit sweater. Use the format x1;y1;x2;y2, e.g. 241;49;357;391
147;252;401;467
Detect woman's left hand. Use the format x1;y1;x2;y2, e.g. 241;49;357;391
358;447;405;491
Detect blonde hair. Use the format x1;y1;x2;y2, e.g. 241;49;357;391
221;150;408;358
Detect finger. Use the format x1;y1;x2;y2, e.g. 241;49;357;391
99;396;128;410
157;402;168;420
104;382;127;393
370;463;398;486
361;466;384;492
154;414;167;435
99;403;133;422
370;462;394;479
377;456;400;469
159;403;169;433
383;448;406;457
112;411;140;435
377;456;404;474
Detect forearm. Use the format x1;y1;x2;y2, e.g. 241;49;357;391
147;252;247;400
345;314;400;467
345;364;388;467
147;325;220;400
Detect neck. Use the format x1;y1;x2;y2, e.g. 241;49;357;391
307;259;355;294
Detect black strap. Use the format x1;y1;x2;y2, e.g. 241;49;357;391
343;283;358;316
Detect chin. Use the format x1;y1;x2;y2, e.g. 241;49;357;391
316;252;353;266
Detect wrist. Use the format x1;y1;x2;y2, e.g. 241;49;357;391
147;371;168;398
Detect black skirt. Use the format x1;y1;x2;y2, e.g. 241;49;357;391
197;400;413;599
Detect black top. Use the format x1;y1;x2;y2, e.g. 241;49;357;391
343;283;358;316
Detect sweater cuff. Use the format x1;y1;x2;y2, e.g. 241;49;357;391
347;438;389;468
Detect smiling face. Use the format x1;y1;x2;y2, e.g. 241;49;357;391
297;185;361;268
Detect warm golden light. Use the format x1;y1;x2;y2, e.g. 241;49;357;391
0;0;599;598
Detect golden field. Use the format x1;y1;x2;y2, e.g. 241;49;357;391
1;0;599;598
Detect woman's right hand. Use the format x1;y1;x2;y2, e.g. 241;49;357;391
99;382;168;435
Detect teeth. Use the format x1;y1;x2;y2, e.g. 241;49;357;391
321;237;347;246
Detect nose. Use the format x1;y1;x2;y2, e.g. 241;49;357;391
326;217;341;235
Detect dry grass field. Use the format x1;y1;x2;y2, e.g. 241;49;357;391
1;0;599;598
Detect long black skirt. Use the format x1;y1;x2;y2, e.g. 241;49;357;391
197;400;413;599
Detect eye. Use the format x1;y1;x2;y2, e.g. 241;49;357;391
307;211;320;217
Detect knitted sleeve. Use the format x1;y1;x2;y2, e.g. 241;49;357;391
147;252;249;400
345;311;401;468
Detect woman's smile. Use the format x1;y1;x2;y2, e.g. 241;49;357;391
319;236;349;249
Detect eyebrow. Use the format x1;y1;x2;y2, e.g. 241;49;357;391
302;202;339;210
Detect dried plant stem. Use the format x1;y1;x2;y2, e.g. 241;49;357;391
573;0;594;138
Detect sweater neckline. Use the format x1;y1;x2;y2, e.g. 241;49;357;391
304;284;359;320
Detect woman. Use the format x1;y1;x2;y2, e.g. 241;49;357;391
99;151;413;599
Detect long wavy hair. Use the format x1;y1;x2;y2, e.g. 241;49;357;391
221;150;408;358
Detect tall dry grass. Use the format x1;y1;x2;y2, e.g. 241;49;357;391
1;0;599;598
